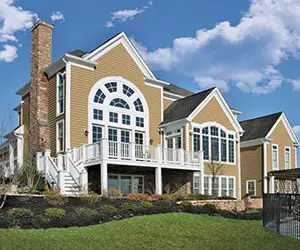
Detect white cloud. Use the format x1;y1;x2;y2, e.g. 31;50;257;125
132;0;300;94
105;2;152;28
50;11;64;22
293;125;300;139
0;0;37;62
0;44;17;63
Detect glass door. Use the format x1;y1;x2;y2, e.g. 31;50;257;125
120;176;132;195
108;128;118;157
135;132;144;159
121;130;130;158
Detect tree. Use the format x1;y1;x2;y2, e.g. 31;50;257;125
207;160;224;197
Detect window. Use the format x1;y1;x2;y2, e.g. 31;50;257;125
110;98;130;109
228;135;235;163
105;82;117;93
228;178;234;197
108;175;144;195
211;137;219;161
134;98;144;112
285;147;291;169
108;128;118;142
246;180;256;196
93;109;103;120
193;174;201;194
92;125;102;143
135;132;144;145
56;120;64;153
56;73;64;115
221;177;227;197
272;145;279;170
123;84;134;97
109;112;118;123
122;114;130;125
204;176;209;195
193;129;201;156
94;89;106;104
121;130;130;143
212;177;219;196
136;117;144;127
202;131;209;160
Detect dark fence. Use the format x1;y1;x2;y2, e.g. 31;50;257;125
263;194;300;239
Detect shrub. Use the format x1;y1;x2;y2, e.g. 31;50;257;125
45;208;66;218
120;202;140;212
108;188;122;197
99;205;118;216
80;192;101;204
44;191;68;206
156;200;173;209
8;208;33;219
202;203;217;215
126;194;150;201
180;201;193;207
140;201;153;209
75;208;98;217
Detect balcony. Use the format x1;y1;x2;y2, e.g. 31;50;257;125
69;139;203;170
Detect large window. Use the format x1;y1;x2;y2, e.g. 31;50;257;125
110;98;130;109
56;120;64;153
108;174;144;195
56;73;64;115
94;89;106;104
193;173;201;194
193;125;235;163
105;82;117;93
272;144;279;170
92;125;102;143
134;98;144;112
285;147;291;169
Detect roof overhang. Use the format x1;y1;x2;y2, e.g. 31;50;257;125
16;81;30;97
240;138;271;148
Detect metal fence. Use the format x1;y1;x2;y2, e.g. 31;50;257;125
263;194;300;239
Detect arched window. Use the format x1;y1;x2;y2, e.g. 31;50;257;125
123;84;134;97
134;98;144;112
110;98;130;109
94;89;106;104
193;125;235;163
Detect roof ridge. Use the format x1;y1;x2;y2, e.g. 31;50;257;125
240;112;283;123
170;86;216;104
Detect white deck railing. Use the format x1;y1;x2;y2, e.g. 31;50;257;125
70;139;203;168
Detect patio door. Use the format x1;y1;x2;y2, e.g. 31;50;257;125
121;130;130;158
135;132;144;159
108;128;118;157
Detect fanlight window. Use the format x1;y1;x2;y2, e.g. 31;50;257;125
94;89;106;104
134;98;144;112
123;84;134;97
110;98;130;109
105;82;117;93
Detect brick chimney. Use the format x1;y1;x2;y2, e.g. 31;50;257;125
29;20;53;157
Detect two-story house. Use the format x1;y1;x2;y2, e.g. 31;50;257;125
240;112;299;197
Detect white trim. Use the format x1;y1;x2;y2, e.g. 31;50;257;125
187;88;244;134
84;32;156;79
65;63;71;150
64;53;96;70
284;146;291;169
163;91;186;99
246;180;256;196
185;123;190;152
56;120;65;153
240;138;269;148
144;77;171;86
263;142;268;193
266;113;299;146
108;173;145;194
237;134;241;199
271;144;279;170
295;147;298;168
163;96;177;102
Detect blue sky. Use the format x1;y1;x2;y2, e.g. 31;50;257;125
0;0;299;162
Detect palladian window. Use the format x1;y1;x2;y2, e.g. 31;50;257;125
193;125;235;163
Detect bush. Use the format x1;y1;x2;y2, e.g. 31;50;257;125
202;203;217;215
80;192;101;204
140;201;153;209
108;188;122;197
126;194;150;201
45;208;66;218
99;205;118;216
8;208;33;219
180;201;193;207
156;200;173;209
75;208;98;217
120;202;140;212
44;192;68;206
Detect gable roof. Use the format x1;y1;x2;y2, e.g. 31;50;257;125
240;112;283;142
161;87;216;125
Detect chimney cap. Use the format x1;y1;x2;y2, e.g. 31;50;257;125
31;20;54;32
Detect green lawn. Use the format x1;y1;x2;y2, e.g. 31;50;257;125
0;213;298;250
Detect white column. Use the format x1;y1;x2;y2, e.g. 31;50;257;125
44;150;51;182
201;170;205;194
156;144;162;163
270;176;275;193
102;139;109;160
101;162;108;196
237;138;242;200
80;169;88;194
17;137;23;167
57;154;64;171
263;142;268;193
179;148;185;166
155;166;162;195
9;142;14;175
36;152;43;172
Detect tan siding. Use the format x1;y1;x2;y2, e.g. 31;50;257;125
267;120;297;171
48;74;65;156
22;94;30;163
163;98;173;110
70;44;162;148
241;145;263;197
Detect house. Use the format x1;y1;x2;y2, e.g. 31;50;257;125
240;112;299;197
1;20;296;199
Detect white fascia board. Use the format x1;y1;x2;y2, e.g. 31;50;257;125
145;77;171;86
159;118;188;128
84;32;156;79
240;138;270;148
266;113;300;146
187;88;244;134
64;54;96;70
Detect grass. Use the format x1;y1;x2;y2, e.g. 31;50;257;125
0;213;299;250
